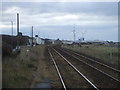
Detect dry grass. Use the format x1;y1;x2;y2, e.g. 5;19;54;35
30;46;62;88
2;45;45;88
62;44;119;68
2;45;62;88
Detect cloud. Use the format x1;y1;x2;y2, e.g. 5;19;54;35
2;2;117;27
2;12;117;28
1;2;118;41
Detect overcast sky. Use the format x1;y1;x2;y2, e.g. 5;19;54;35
1;2;118;41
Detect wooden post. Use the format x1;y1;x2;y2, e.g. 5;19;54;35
11;21;13;49
32;26;33;47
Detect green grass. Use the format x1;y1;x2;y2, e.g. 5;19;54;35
62;44;119;68
2;45;45;88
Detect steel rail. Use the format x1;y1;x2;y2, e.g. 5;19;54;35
57;47;120;83
62;47;120;73
48;48;67;90
52;47;99;90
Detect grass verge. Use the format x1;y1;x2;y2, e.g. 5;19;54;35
2;45;45;88
62;44;119;68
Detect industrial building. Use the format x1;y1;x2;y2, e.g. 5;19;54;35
35;35;45;45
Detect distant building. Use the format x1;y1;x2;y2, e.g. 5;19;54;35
76;38;84;43
28;38;36;46
35;35;45;45
44;38;52;45
62;40;73;45
49;39;55;44
54;39;63;45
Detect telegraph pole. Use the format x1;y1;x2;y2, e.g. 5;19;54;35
32;26;33;47
17;13;19;35
11;21;13;49
17;13;19;49
11;21;13;36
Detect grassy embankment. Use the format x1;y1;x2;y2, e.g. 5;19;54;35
3;45;62;88
62;44;119;68
3;45;45;88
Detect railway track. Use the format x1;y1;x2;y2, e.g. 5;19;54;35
48;47;98;89
59;47;120;81
53;46;120;88
61;47;120;72
48;48;67;90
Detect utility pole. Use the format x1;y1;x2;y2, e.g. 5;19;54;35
32;26;33;47
17;13;19;35
11;21;13;49
17;13;19;49
72;24;76;42
11;21;13;36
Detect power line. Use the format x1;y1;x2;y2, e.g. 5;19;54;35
32;26;33;47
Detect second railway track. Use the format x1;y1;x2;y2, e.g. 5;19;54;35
48;47;98;89
59;47;120;81
52;46;120;88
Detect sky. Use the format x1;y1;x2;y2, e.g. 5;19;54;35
1;2;118;41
